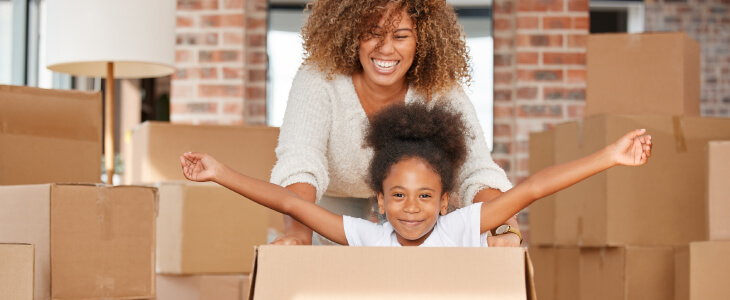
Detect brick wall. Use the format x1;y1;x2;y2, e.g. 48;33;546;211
493;0;589;244
171;0;268;125
645;0;730;117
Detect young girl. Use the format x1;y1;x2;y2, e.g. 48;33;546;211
180;102;652;247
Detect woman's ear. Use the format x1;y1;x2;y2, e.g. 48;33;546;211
439;192;449;215
377;193;386;215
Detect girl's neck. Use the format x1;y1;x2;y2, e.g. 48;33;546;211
353;72;408;116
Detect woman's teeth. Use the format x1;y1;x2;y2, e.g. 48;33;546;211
373;59;398;70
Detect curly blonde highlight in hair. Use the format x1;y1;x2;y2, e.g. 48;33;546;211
301;0;472;97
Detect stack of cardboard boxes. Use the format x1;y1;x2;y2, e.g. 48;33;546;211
125;121;280;300
528;32;730;300
0;85;158;300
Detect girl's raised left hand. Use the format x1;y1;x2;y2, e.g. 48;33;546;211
611;129;653;166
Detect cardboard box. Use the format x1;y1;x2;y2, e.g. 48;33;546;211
157;274;249;300
586;32;700;117
707;141;730;240
0;184;157;300
689;241;730;300
553;115;730;246
675;245;689;300
527;130;556;246
0;244;34;300
528;246;579;300
125;121;284;233
157;182;268;274
0;85;102;185
249;246;536;300
580;246;675;300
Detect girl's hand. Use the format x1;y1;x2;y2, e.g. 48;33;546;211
612;129;652;166
180;152;221;182
486;232;521;247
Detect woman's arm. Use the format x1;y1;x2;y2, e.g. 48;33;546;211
181;153;349;245
479;129;653;233
473;188;522;247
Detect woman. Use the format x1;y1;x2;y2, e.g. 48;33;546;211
270;0;521;247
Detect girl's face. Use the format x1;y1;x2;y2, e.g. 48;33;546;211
377;157;448;246
358;9;417;89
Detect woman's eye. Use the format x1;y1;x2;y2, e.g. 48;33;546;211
394;35;409;39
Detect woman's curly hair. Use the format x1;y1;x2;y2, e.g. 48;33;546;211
364;101;469;194
301;0;472;97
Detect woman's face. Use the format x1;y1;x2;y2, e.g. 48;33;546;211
358;10;417;89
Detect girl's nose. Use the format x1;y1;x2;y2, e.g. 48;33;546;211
403;197;420;213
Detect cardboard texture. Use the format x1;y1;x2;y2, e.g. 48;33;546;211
0;244;35;300
689;241;730;300
249;246;536;300
553;115;730;246
707;141;730;240
580;246;675;300
528;246;579;300
156;274;249;300
125;121;285;233
0;184;157;300
675;246;689;300
527;130;556;246
586;32;700;117
156;182;268;274
0;85;102;185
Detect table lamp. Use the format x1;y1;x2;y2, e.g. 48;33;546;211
46;0;176;184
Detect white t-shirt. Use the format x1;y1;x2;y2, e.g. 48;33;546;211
343;202;489;247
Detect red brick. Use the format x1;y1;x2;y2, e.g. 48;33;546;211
494;37;514;51
567;34;587;48
199;84;244;98
173;68;189;80
544;87;585;100
201;15;221;27
246;86;266;100
177;0;219;10
245;101;267;117
516;34;564;47
247;33;266;47
247;17;267;30
222;14;245;27
493;158;511;172
224;0;244;9
567;69;587;84
223;32;245;45
494;54;512;67
248;69;266;82
252;0;268;12
494;71;513;84
543;16;572;29
573;16;589;30
517;16;540;30
568;0;589;12
494;89;513;102
517;69;563;82
517;87;538;100
517;104;563;117
494;18;512;31
199;50;242;62
493;0;514;14
517;52;539;65
494;105;515;118
542;52;586;65
177;16;194;27
175;49;193;63
223;101;245;114
199;67;218;79
494;123;512;138
222;67;245;79
171;83;193;98
567;104;585;118
492;142;512;155
517;158;530;173
247;52;267;64
518;0;564;12
203;33;219;45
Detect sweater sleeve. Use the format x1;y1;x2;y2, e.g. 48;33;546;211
270;67;332;201
450;90;513;207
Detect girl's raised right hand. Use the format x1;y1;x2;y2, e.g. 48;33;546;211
180;152;221;182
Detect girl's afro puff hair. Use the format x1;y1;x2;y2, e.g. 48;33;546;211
364;100;470;194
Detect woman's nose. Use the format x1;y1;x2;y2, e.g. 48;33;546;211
378;36;395;54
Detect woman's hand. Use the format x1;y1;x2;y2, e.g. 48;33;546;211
180;152;221;182
611;129;652;166
270;233;312;245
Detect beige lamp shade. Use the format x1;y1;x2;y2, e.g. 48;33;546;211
46;0;176;78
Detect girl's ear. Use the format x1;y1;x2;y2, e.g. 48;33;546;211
377;192;386;215
439;192;449;215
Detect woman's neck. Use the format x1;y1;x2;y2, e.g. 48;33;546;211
353;72;408;116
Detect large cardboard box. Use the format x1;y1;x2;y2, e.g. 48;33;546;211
529;246;579;300
157;182;268;274
689;241;730;300
125;121;284;233
580;246;675;300
586;32;700;117
0;244;34;300
707;141;730;240
249;246;536;300
0;184;157;300
0;85;102;185
527;130;556;246
553;115;730;246
157;274;249;300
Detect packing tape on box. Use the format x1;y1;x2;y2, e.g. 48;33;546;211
96;187;114;241
672;116;687;152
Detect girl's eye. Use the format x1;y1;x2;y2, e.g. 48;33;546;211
419;194;432;198
393;193;404;198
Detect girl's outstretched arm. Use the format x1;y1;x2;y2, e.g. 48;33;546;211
180;152;349;245
479;129;653;233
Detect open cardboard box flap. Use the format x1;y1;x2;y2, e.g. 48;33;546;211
248;245;536;300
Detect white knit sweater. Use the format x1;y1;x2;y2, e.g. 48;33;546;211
270;66;513;207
